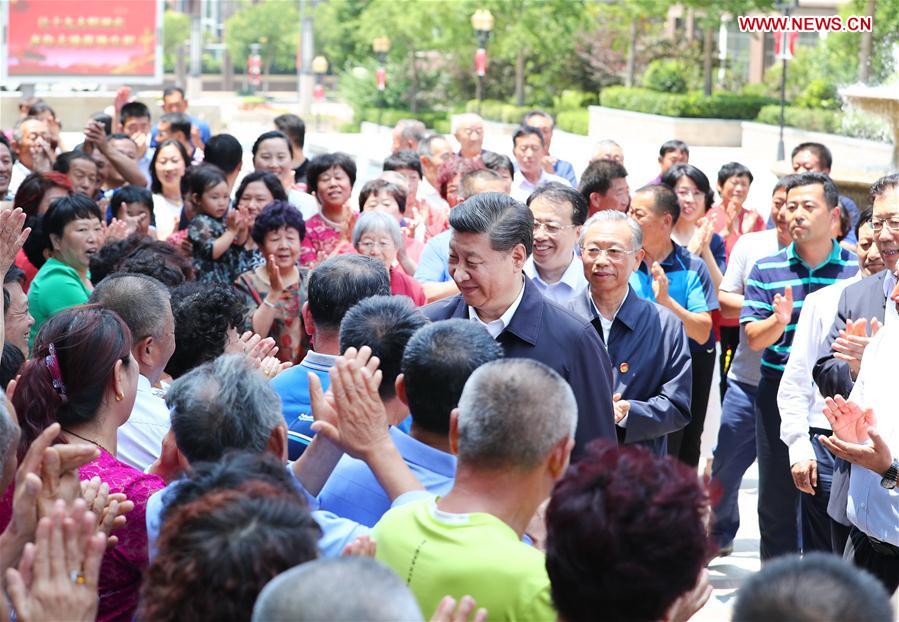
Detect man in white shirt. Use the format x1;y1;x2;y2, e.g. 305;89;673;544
779;208;881;554
523;184;588;305
510;126;570;203
9;117;53;196
89;273;176;470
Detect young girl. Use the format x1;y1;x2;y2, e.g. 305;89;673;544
187;165;261;283
111;184;155;238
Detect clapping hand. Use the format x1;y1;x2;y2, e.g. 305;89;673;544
832;318;880;380
612;393;630;424
0;207;30;276
430;596;488;622
821;395;876;445
650;262;670;304
819;396;890;474
772;284;793;325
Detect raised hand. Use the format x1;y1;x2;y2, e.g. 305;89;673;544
650;262;669;304
265;254;284;295
833;317;880;380
341;535;376;558
226;208;241;233
772;284;793;325
0;207;31;275
102;218;129;243
430;595;488;622
822;395;876;444
819;425;892;475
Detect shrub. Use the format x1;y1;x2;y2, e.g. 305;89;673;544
794;78;841;110
354;108;449;131
599;87;775;120
553;90;600;111
556;110;589;135
641;60;688;94
755;105;841;134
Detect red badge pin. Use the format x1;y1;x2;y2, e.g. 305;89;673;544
619;362;629;374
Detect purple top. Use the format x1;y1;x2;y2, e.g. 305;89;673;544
80;448;165;622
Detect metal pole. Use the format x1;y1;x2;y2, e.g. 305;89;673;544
777;53;787;161
298;0;315;116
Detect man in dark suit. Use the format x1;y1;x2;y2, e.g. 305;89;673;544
422;192;616;456
814;174;899;398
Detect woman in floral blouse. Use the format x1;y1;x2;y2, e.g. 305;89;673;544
299;152;357;268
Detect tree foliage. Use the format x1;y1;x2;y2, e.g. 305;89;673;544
224;0;300;75
163;10;190;72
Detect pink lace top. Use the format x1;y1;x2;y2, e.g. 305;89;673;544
80;448;165;622
299;213;354;268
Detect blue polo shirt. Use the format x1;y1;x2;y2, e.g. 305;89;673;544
629;242;719;351
414;229;452;284
741;240;857;380
270;350;336;460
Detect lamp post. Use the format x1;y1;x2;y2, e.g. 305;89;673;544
248;42;262;96
470;9;494;113
372;36;391;92
774;1;798;161
312;55;328;132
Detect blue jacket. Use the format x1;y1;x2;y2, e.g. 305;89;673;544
423;276;616;458
567;287;692;455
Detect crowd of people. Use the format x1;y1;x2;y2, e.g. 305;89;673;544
0;87;897;621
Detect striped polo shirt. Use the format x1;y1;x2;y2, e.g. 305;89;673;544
630;241;719;352
741;240;857;379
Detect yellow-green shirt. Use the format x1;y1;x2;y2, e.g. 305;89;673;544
373;497;555;621
28;257;91;349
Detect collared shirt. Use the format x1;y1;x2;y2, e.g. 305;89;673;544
137;149;154;188
742;240;858;379
720;229;784;387
117;375;171;471
523;253;587;306
468;279;526;338
845;323;899;546
270;350;338;460
317;427;456;527
552;159;578;187
629;241;719;351
414;229;452;284
510;170;571;203
8;160;32;197
884;270;898;324
588;287;629;342
778;274;860;465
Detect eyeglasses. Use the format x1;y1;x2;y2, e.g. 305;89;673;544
869;217;899;233
533;221;576;235
676;189;705;199
581;246;635;261
358;240;394;251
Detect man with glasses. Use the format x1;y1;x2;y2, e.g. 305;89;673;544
523;183;588;305
510;126;571;202
566;210;691;455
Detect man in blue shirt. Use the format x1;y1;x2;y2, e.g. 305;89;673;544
628;184;718;467
567;210;692;456
270;255;391;459
151;86;211;148
318;319;502;526
523;110;577;187
742;171;858;560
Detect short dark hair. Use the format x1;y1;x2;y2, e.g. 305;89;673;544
252;130;294;159
120;101;151;124
118;240;195;288
870;173;899;203
579;160;628;202
450;192;534;255
0;134;14;164
401;320;502;435
784;171;839;210
512;125;545;148
661;164;715;210
0;342;25;391
527;182;589;226
163;86;186;99
306;255;390;332
166;282;246;378
52;150;95;175
274;114;306;149
791;142;833;170
481;151;514;178
27;102;57;120
659;139;689;158
338;296;428;400
635;184;680;225
359;179;407;214
110;184;153;220
90;112;112;135
3;266;25;317
460;168;502;200
204;134;243;175
856;207;874;241
383;150;422;179
251;200;306;247
546;441;710;622
88;273;171;341
160;112;191;139
149;139;191;194
43;194;102;248
732;552;892;622
108;132;137;147
773;174;799;195
186;164;228;202
716;161;754;186
307;153;357;196
234;171;288;206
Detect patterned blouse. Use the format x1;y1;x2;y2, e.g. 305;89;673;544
235;267;310;364
188;213;262;284
299;213;355;268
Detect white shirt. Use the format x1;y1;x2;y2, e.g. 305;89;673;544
588;288;631;427
778;274;860;465
8;160;33;197
288;188;320;222
117;374;171;471
845;323;899;546
152;194;182;241
510;170;571;202
523;253;587;306
415;179;450;242
468;279;526;339
884;270;898;325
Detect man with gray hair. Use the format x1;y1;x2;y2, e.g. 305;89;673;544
423;192;615;454
373;358;577;620
417;133;452;214
253;557;425;622
591;139;625;165
89;273;176;470
9;117;53;195
453;113;485;160
391;119;427;154
567;210;691;455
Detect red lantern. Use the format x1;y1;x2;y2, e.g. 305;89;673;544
313;83;325;102
773;31;798;60
475;48;487;77
248;53;262;86
376;66;387;91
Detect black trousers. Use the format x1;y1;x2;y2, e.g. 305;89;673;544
846;527;899;595
668;346;716;468
718;325;740;401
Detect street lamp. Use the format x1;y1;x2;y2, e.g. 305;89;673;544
372;36;391;92
248;42;262;96
471;8;494;111
312;55;328;131
774;1;798;161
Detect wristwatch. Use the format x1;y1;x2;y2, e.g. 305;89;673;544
880;459;899;490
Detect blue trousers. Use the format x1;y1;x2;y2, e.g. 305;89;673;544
710;379;758;548
801;429;838;554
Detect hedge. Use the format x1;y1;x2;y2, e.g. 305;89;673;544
556;110;589;135
755;105;841;135
599;87;776;120
355;108;450;134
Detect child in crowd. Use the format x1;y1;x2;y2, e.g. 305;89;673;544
110;184;155;239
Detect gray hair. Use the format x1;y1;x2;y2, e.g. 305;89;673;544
89;273;171;340
524;109;555;127
456;359;577;469
579;210;643;251
12;116;43;142
252;557;424;622
352;210;404;250
595;139;622;150
452;113;483;134
418;133;449;158
450;192;534;255
395;119;426;144
166;354;283;464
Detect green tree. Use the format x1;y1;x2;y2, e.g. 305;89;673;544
163;10;190;73
225;0;300;90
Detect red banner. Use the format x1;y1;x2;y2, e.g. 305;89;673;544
475;48;487;77
773;31;798;60
4;0;161;81
376;66;386;91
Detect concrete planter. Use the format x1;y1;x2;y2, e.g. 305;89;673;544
588;106;744;147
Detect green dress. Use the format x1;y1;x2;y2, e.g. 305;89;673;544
27;257;92;351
